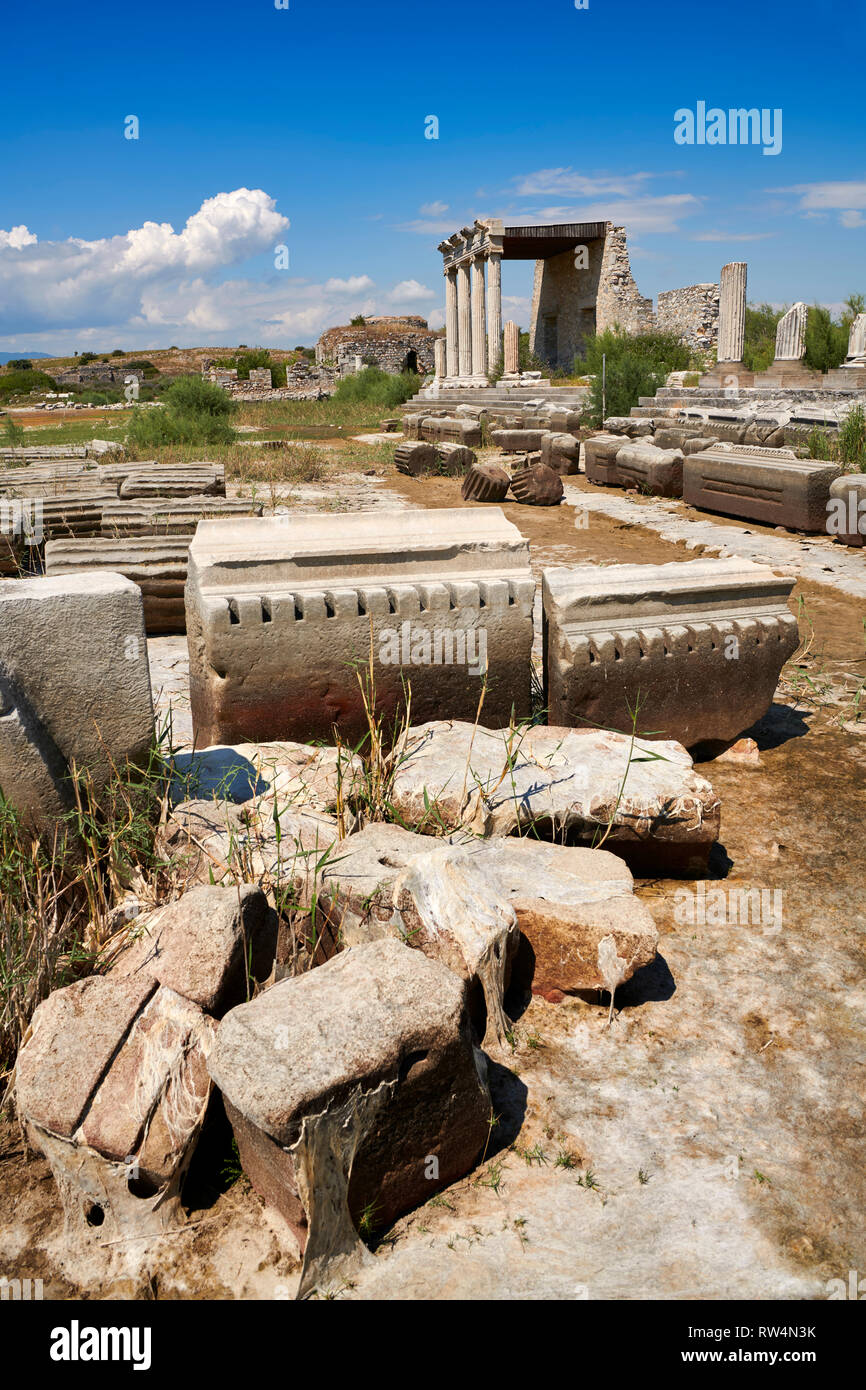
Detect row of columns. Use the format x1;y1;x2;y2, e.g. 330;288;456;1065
441;252;501;383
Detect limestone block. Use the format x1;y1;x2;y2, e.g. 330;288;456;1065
683;450;840;531
185;509;535;747
540;432;581;476
0;573;154;832
118;465;224;500
388;720;719;871
682;436;720;455
16;975;215;1245
583;433;627;484
544;407;583;433
509;461;564;506
489;429;547;453
394;441;437;477
543;559;800;750
402;413;424;440
603;417;653;438
288;823;659;1006
461;463;510;503
613;443;684;498
420;416;481;448
208;941;490;1290
45;536;190;633
111;884;277;1015
828;474;866;547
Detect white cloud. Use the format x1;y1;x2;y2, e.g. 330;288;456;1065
513;168;655;198
388;279;435;303
396;217;456;235
770;180;866;228
520;194;702;236
0;225;37;250
691;230;774;242
323;275;375;293
419;201;449;217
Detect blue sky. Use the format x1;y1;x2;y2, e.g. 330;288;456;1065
1;0;863;352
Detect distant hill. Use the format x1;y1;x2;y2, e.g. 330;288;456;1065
0;351;52;364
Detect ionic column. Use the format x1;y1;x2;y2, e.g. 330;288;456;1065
487;251;502;372
471;254;487;380
717;262;747;364
445;268;458;379
457;262;472;379
434;338;446;379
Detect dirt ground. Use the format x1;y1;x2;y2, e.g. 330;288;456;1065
2;458;865;1301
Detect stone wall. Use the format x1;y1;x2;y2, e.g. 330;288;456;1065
316;317;437;375
595;226;656;337
656;283;719;355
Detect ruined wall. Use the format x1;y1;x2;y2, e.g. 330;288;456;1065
657;283;719;355
204;361;336;400
595;225;656;337
316;318;436;375
529;239;606;368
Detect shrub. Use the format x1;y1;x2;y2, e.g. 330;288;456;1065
350;315;367;327
331;366;419;407
575;328;690;425
162;375;235;418
804;305;848;373
0;369;57;398
743;304;782;373
839;405;866;469
5;359;32;371
78;351;98;365
123;358;159;380
229;348;273;380
125;375;236;449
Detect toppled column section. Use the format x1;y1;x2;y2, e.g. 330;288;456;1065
185;509;534;746
0;573;154;833
46;537;191;632
543;559;800;750
208;940;490;1295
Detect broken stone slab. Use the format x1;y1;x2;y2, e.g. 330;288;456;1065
394;441;437;477
168;739;363;813
543;559;800;752
544;407;583;433
0;573;154;833
293;822;659;1006
388;719;719;870
208;940;491;1292
509;461;564;506
612;443;684;498
186;509;535;747
45;536;191;632
161;796;338;892
461;462;511;503
682;436;720;456
683;451;840;532
16;975;215;1245
540;432;581;476
827;474;866;547
111;884;278;1015
603;416;653;438
490;428;547;453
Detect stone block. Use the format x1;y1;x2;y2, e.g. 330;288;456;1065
683;451;840;531
489;429;547;453
45;536;191;632
612;443;684;497
289;823;659;1009
543;558;800;750
420;416;481;448
0;574;154;832
540;432;581;476
828;474;866;547
209;940;490;1290
16;975;215;1245
394;441;437;477
185;509;535;747
389;720;719;872
583;433;626;484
